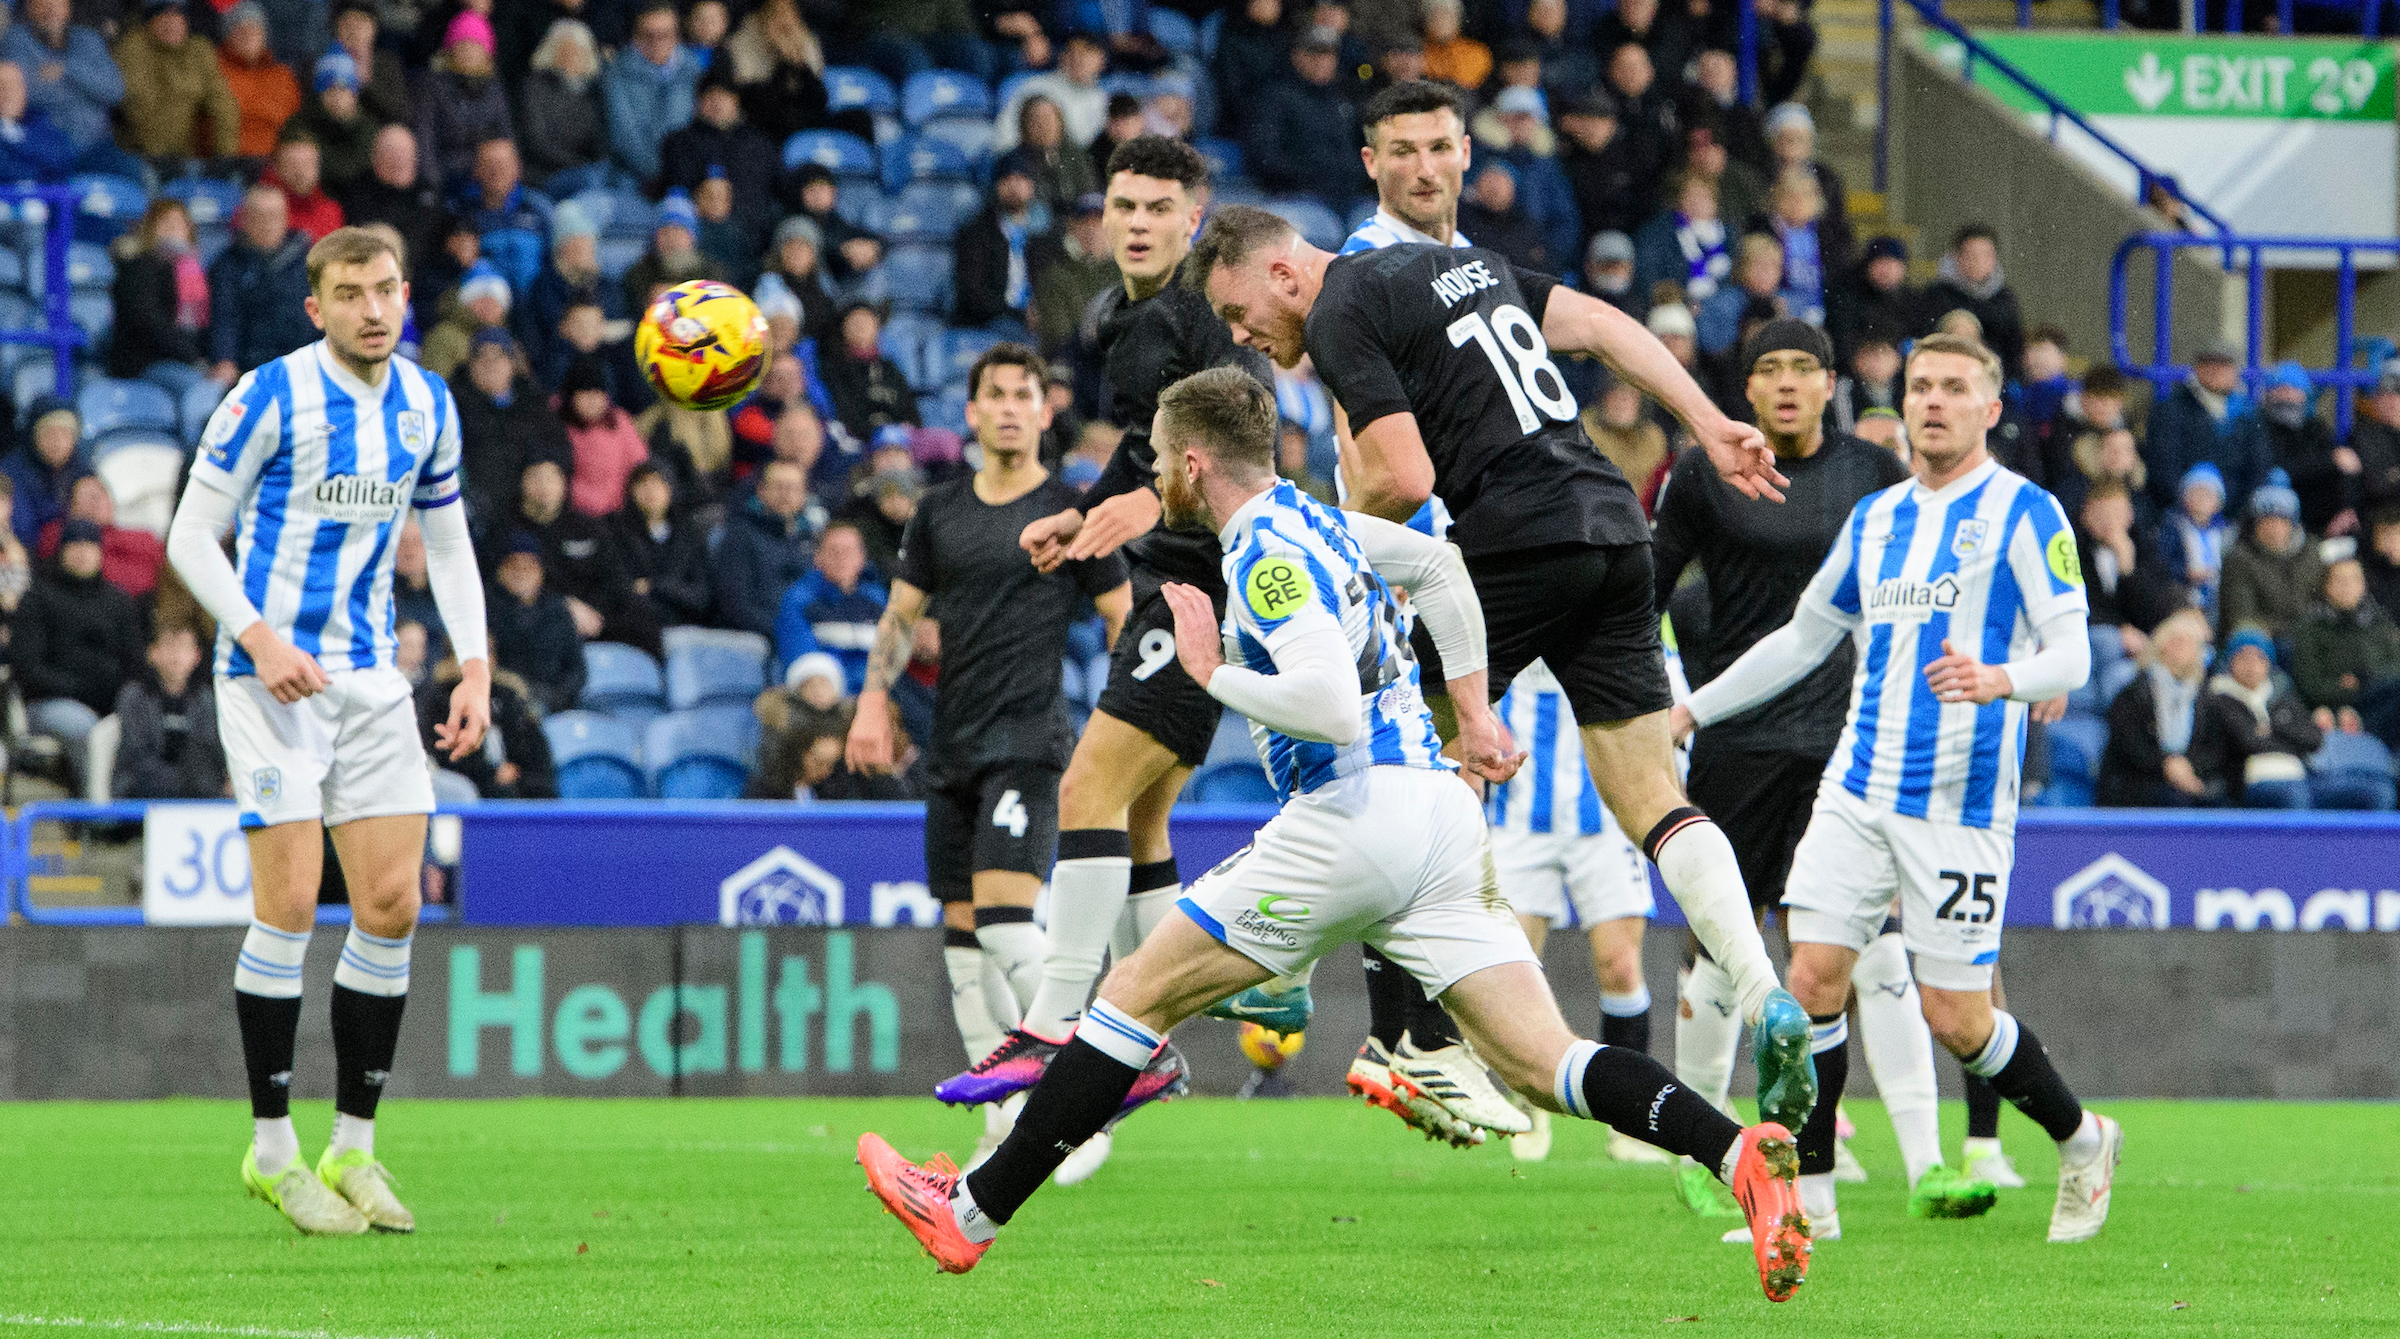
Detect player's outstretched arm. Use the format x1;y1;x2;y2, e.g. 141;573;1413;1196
1346;412;1438;522
165;474;330;705
1020;507;1082;572
1345;513;1523;783
846;581;928;774
418;499;491;759
1537;286;1788;503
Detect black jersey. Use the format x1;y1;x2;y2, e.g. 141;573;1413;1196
896;475;1130;771
1306;244;1649;557
1651;432;1913;758
1087;264;1273;596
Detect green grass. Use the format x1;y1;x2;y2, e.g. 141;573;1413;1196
0;1097;2387;1337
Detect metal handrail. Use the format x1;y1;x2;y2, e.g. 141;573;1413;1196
1878;0;2232;240
2112;231;2400;439
0;185;86;395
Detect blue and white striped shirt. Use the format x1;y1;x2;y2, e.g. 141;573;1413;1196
1804;458;2088;831
1488;659;1611;836
1221;480;1450;801
192;341;464;677
1337;209;1463;541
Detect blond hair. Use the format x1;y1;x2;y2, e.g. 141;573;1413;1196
1906;332;2003;396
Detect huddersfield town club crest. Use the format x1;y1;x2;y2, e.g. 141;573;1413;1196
252;768;282;803
1952;518;1989;557
396;410;429;456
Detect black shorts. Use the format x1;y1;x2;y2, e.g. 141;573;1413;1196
1684;744;1826;912
1470;542;1673;726
925;760;1062;903
1093;582;1224;768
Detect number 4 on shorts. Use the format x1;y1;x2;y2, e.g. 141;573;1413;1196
992;789;1029;838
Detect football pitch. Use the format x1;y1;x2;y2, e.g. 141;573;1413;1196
0;1097;2385;1338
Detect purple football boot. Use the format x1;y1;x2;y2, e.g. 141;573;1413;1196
934;1030;1063;1106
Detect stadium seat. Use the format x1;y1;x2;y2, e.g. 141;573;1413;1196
581;641;666;718
13;357;74;417
1192;137;1244;185
2041;711;2107;807
882;242;955;315
824;66;898;118
0;248;24;294
883;135;976;193
782;129;878;179
878;310;943;390
1184;760;1278;804
936;327;1006;389
1098;73;1154;101
915;116;996;165
70;174;147;245
995;71;1040;116
644;705;759;799
94;441;184;537
1149;7;1200;56
901;70;993;127
832;181;891;234
430;768;482;806
79;378;179;438
64;240;110;291
161;176;244;228
1060;656;1085;706
545;710;648;799
663;628;769;710
68;289;111;349
916;388;969;435
1261;197;1345;251
2310;732;2398;810
885;180;977;240
179;378;228;445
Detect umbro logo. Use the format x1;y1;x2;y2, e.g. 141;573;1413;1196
364;1069;390;1087
268;1070;292;1089
1870;979;1909;999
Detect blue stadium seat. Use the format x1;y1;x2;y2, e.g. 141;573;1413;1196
70;174;147;245
783;129;878;179
882;242;954;315
546;710;647;799
1184;760;1278;804
885;180;977;239
13;357;74;417
832;181;890;233
179;378;227;445
88;427;182;466
1060;656;1085;706
581;640;665;717
161;176;244;228
995;71;1040;115
92;438;184;534
78;377;178;439
23;239;113;299
644;705;759;799
879;310;943;391
915;116;996;165
937;327;1006;389
0;248;24;294
1199;8;1225;58
1262;197;1346;251
1149;7;1200;56
824;66;898;117
883;135;976;193
68;289;111;349
1099;73;1154;101
902;70;993;127
1084;652;1109;703
916;388;969;435
2042;711;2107;807
1064;614;1106;666
663;628;769;710
1192;137;1244;185
2310;732;2397;810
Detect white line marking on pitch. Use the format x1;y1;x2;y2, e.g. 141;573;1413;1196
0;1316;438;1339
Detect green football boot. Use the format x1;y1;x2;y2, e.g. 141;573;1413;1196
243;1146;368;1236
1908;1163;1999;1220
1751;987;1818;1133
317;1147;415;1233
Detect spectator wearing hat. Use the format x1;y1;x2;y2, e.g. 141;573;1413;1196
111;623;228;801
1645;299;1701;382
621;190;725;313
1474;85;1581;271
421;260;512;379
115;0;241;164
2207;624;2321;808
1923;223;2027;380
37;473;165;597
716;457;821;638
15;517;143;785
822;301;917;443
1248;28;1367;213
1593;0;1690;98
2346;360;2400;519
3;0;124;161
2099;608;2235;808
1556;91;1644;242
2256;360;2349;534
488;531;587;715
1828;234;1920;365
836;447;922;579
262;135;342;241
1581;230;1643;319
996;30;1108;152
0;60;79;183
215;1;298;160
2144;337;2275;517
660;67;778;246
1634;170;1730;308
603;1;701;184
559;355;649;518
282;51;376;194
521;19;611;195
955;158;1046;330
2217;469;2324;645
2163;461;2233;616
610;460;712;627
755;216;836;343
206;181;311;377
1012;95;1098;219
416;9;514;192
518;199;608;374
773;518;887;690
108;199;212;395
781;164;883;284
1031;191;1113;356
2293;556;2400;748
329;1;408;127
1;398;88;548
1456;161;1552;271
338;125;443;287
451;327;570;531
509;455;662;657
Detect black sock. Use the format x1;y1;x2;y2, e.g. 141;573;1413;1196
964;1036;1141;1224
235;990;302;1119
1794;1014;1850;1176
330;985;407;1120
942;926;979;950
1360;946;1414;1049
1964;1070;2002;1140
1405;991;1463;1050
1129;859;1179;896
1600;1008;1651;1054
1576;1044;1742;1173
1980;1018;2084;1144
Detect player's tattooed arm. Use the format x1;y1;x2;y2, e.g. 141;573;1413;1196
846;581;928;775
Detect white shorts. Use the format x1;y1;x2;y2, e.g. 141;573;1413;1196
1178;766;1536;999
1490;827;1655;929
219;667;436;830
1781;784;2012;990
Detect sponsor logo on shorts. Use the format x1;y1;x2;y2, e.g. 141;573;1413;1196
253;767;281;803
1253;894;1310;924
1232;907;1301;949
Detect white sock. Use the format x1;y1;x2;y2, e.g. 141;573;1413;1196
973;913;1044;1023
1600;983;1653;1019
332;925;411;996
943;942;1006;1062
1648;818;1778;1023
1021;850;1132;1040
329;1112;374;1159
1109;886;1180;962
980;949;1019;1032
234;920;310;998
949;1179;999;1244
1963;1135;2007;1162
1851;932;1942;1185
252;1116;299;1177
1674;958;1742;1117
1075;1000;1164;1069
1799;1171;1839;1222
2059;1110;2103;1168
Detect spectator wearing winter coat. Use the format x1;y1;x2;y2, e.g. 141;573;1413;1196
2208;625;2322;808
111;624;227;800
559;357;648;518
1827;235;1920;367
1592;0;1690;100
720;0;849;147
955;160;1045;330
754;216;836;344
620;191;725;313
262;136;342;242
417;663;556;798
328;0;408;126
1456;161;1552;272
658;69;779;256
2368;508;2400;624
488;533;587;715
2162;462;2232;617
2079;480;2182;656
2217;473;2325;645
2347;360;2400;518
415;11;514;193
459;136;552;299
2257;361;2351;534
451;328;571;531
14;521;142;785
0;399;87;548
996;30;1109;151
114;0;241;163
1634;172;1733;310
511;456;662;658
206;184;311;377
1556;91;1646;243
37;473;165;598
216;2;298;160
1519;0;1600;105
107;200;209;388
2143;339;2276;517
1922;224;2027;383
602;1;701;184
1418;0;1490;91
281;51;377;195
1476;88;1582;273
822;302;918;442
772;520;886;689
1763;103;1853;286
338;125;443;290
716;459;821;638
2292;558;2400;728
0;60;80;182
4;0;124;156
1011;97;1098;221
419;261;512;380
610;462;711;627
1246;29;1367;213
2100;610;2235;807
520;19;609;192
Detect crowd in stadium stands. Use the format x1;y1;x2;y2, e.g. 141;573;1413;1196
0;0;2391;814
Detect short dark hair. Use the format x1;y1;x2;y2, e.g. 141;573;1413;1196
967;341;1047;399
2027;324;2069;351
1952;222;1999;251
2081;365;2127;398
1157;365;1277;478
1361;80;1467;142
1105;134;1209;193
306;225;400;293
1185;204;1298;294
